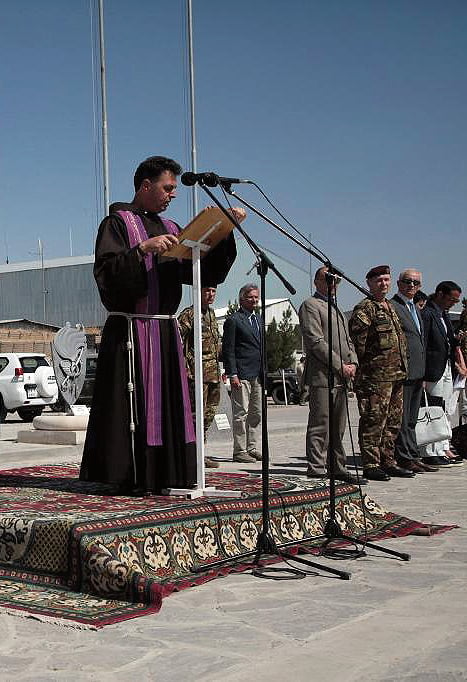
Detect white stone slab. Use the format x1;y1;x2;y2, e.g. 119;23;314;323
16;429;87;445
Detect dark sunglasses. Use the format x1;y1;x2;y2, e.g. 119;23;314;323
400;278;421;286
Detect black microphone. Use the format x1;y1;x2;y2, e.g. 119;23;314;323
180;172;250;187
180;172;216;186
216;174;251;186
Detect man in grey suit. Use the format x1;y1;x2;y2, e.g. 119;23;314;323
222;283;262;463
299;266;364;484
391;269;438;473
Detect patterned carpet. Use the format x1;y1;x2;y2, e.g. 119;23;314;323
0;464;451;628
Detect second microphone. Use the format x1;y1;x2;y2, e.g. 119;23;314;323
181;172;250;187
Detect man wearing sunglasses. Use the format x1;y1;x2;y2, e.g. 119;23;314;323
391;270;437;473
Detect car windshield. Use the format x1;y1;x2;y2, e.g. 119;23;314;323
20;356;49;372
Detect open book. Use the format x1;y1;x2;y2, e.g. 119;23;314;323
164;206;236;260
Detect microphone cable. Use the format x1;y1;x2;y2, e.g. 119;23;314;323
247;181;329;264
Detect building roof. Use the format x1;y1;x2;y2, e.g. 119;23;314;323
0;255;94;274
0;318;60;329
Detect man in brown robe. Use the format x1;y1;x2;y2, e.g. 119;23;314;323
80;156;238;494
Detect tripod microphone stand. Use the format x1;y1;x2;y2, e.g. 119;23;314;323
218;185;411;565
190;179;351;580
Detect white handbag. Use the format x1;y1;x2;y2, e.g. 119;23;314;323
415;391;452;446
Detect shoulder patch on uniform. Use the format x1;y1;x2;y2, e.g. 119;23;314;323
353;310;371;326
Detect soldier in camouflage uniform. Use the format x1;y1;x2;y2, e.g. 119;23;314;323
349;265;413;481
178;286;221;468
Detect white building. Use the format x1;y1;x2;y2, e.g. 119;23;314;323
215;298;299;336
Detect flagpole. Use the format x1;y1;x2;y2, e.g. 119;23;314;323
187;0;198;216
98;0;110;215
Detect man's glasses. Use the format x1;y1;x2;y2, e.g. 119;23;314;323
400;278;421;286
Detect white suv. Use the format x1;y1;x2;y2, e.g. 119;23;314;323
0;353;58;422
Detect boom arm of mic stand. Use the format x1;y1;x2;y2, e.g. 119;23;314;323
254;250;296;296
224;187;371;299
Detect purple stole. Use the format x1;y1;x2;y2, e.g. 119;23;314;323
117;210;195;446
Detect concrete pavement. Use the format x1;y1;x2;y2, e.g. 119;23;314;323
0;402;466;681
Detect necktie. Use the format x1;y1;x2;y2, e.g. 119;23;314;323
250;313;259;336
408;300;420;332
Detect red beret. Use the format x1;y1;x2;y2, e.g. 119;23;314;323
366;265;390;280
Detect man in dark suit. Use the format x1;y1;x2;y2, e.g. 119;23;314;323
222;283;262;463
391;269;437;473
422;280;463;466
299;266;364;484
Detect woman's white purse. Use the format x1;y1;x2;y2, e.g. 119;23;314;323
415;391;452;446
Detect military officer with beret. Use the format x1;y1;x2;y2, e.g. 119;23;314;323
349;265;413;481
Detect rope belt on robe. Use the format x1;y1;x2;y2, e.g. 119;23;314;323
112;210;196;485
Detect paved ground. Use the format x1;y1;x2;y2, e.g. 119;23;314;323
0;401;466;681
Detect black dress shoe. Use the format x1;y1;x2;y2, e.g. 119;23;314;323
383;465;416;478
335;472;368;485
433;456;456;467
401;461;427;473
423;456;448;467
417;461;439;472
363;467;391;481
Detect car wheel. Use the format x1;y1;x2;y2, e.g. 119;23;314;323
17;407;43;422
271;385;288;405
0;396;7;423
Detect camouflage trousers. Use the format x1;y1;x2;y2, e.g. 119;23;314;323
355;379;404;470
188;380;221;440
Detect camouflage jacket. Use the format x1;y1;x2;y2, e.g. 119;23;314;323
178;305;221;382
349;298;407;383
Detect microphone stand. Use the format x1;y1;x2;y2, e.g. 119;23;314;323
219;185;410;564
191;179;351;580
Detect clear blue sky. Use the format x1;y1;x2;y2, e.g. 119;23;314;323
1;0;466;311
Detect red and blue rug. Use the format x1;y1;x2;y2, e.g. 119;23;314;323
0;464;453;628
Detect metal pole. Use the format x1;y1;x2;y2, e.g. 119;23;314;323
3;233;9;264
38;239;47;322
309;232;313;293
186;0;198;216
187;0;201;475
192;245;206;488
98;0;110;215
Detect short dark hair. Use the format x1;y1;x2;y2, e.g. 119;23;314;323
133;156;182;191
413;290;428;304
435;281;462;296
314;266;328;282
